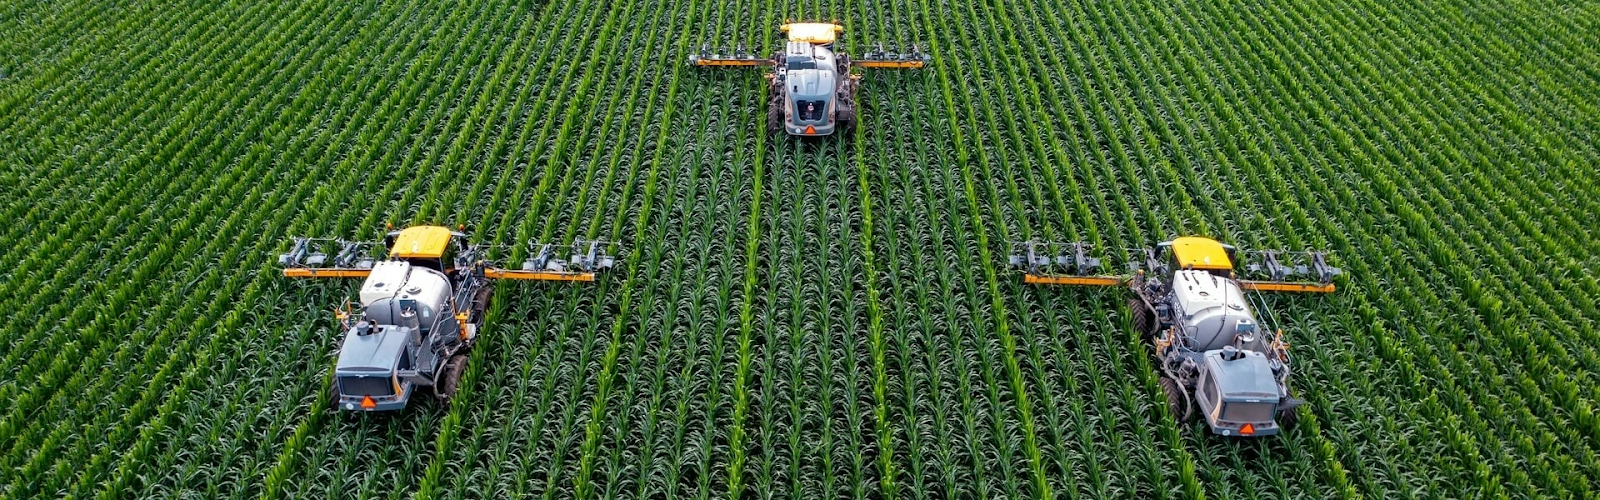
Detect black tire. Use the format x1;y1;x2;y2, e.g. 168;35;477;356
434;354;468;404
324;361;342;412
471;285;493;324
1160;376;1192;422
767;96;784;134
1130;298;1155;338
766;81;785;134
325;380;341;412
1277;407;1299;430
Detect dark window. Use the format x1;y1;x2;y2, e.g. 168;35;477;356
786;58;815;70
798;100;827;121
1222;402;1274;422
339;375;394;397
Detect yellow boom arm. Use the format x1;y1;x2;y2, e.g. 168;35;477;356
690;57;774;67
1021;274;1126;286
483;268;597;282
853;59;927;69
1238;281;1337;293
282;268;372;278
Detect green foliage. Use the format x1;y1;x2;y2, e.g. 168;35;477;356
1;0;1597;498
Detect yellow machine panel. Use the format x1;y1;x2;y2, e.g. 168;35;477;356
1169;236;1233;270
390;226;454;259
781;22;842;44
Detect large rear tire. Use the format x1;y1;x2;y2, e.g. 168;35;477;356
1277;407;1299;430
767;96;784;134
471;285;493;325
766;79;785;134
1160;376;1192;422
834;56;857;132
834;82;856;131
1130;298;1155;338
434;354;468;404
325;380;341;412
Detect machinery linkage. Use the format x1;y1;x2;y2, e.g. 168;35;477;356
522;240;622;274
279;238;382;269
278;232;624;282
1243;250;1341;284
691;41;931;68
1007;240;1341;288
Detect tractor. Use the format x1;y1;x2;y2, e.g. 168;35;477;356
277;225;620;412
689;22;929;136
1011;236;1341;437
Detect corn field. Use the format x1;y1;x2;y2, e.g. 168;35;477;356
2;0;1597;497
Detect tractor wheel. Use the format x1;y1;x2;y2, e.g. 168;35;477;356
471;285;494;324
1277;407;1299;430
836;81;857;130
1160;376;1192;422
835;105;855;131
434;354;468;404
766;93;785;134
325;381;341;412
1130;298;1155;338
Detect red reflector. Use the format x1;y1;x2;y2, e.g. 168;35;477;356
1240;423;1255;436
805;125;816;134
361;396;376;410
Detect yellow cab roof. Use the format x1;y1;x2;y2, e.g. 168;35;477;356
390;225;454;259
1168;236;1233;270
782;22;842;44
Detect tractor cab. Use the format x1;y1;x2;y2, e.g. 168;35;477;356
1193;346;1299;437
781;41;837;130
383;225;470;274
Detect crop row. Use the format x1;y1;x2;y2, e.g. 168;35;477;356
2;0;1597;498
